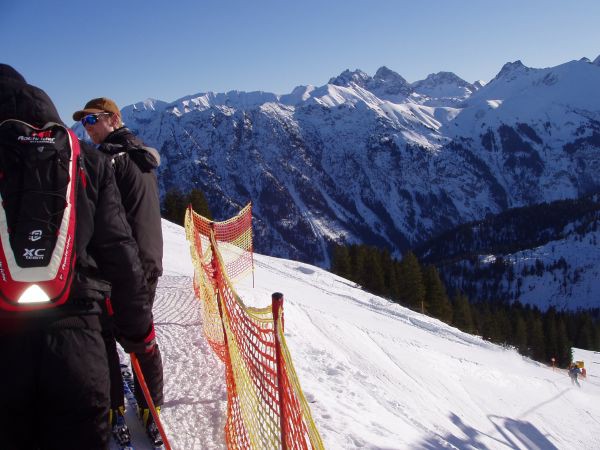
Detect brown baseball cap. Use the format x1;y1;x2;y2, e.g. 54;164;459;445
72;97;121;121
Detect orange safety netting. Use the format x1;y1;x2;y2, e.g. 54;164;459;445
185;204;324;450
187;202;254;282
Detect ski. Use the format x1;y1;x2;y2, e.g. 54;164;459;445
112;416;134;449
112;429;134;450
121;364;137;409
120;364;166;450
111;366;135;450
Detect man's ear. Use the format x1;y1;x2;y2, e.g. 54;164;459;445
110;113;121;128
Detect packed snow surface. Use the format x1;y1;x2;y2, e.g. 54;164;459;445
115;220;600;449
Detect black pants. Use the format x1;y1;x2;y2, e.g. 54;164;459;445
133;343;164;408
103;275;164;410
0;315;109;450
103;333;164;409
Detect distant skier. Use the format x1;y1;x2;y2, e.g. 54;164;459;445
568;364;581;387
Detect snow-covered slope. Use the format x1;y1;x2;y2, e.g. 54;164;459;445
119;220;600;449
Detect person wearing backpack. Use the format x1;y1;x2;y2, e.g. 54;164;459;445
568;364;581;388
0;64;156;449
73;98;165;446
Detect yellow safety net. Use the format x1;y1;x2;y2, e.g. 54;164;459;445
185;203;324;450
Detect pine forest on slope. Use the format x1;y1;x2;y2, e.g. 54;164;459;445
415;193;600;311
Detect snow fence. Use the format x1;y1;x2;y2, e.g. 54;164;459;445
185;204;324;450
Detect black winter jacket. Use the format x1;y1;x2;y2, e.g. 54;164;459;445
0;64;151;339
99;128;163;278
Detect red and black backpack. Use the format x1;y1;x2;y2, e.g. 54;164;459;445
0;120;80;311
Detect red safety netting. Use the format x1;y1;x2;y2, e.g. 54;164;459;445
185;204;324;449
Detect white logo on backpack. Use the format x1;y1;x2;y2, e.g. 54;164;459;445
23;248;45;260
29;230;42;242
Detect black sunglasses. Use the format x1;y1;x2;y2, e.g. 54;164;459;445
81;113;109;126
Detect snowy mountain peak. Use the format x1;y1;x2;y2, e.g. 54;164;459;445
168;90;280;114
280;85;316;105
373;65;403;81
473;80;487;90
328;69;371;87
368;66;412;97
594;54;600;66
492;60;529;82
121;98;169;123
413;71;473;90
373;66;408;85
411;71;475;105
134;98;165;111
328;67;412;98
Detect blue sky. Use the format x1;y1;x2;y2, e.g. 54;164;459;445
2;0;599;122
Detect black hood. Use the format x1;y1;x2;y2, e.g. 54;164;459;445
0;64;26;83
100;127;160;170
0;64;63;126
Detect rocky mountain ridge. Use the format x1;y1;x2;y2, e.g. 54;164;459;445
76;56;600;277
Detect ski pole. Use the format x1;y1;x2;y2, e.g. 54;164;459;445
131;353;172;450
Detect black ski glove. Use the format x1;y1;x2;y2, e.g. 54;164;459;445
118;324;156;354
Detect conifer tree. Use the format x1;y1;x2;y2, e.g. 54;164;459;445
356;245;372;289
380;249;395;299
513;314;528;355
556;317;572;367
363;247;386;295
575;314;595;349
423;265;452;323
528;316;546;361
162;188;187;225
163;188;212;225
349;245;367;287
189;188;212;220
331;245;351;279
593;321;600;351
543;308;558;363
452;291;474;334
388;259;402;303
397;251;425;312
494;307;511;345
388;259;405;304
479;303;502;342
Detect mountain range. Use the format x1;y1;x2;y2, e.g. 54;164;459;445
74;55;600;310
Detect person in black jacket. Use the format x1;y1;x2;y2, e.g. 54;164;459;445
73;97;165;443
0;64;155;449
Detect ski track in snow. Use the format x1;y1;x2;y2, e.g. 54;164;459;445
113;275;227;450
240;255;600;449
